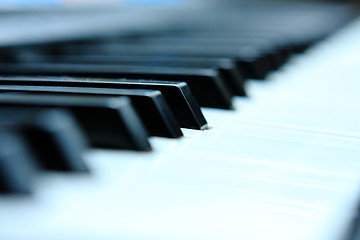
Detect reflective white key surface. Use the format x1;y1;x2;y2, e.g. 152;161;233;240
1;16;360;240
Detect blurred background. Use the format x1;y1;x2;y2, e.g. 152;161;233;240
0;0;358;6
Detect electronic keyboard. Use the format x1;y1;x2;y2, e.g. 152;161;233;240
0;1;359;240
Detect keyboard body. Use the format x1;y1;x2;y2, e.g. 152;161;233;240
0;2;359;240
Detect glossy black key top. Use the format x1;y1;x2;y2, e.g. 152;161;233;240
0;108;89;172
51;55;247;96
0;62;233;109
0;129;36;194
0;94;151;151
0;76;208;130
0;86;183;139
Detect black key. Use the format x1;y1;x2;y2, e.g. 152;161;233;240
0;86;183;139
51;55;247;96
0;129;36;194
0;94;151;151
57;42;269;79
0;76;208;130
0;62;233;109
0;108;89;172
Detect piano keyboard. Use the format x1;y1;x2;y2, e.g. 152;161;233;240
0;1;360;240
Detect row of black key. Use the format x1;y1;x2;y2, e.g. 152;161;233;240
0;2;354;194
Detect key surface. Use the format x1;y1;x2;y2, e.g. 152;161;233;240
0;63;233;109
0;130;36;194
91;37;277;76
0;108;89;172
0;86;183;139
0;76;208;130
0;94;151;151
57;43;268;79
49;55;247;96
